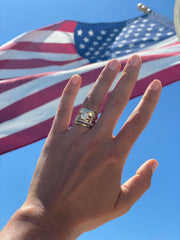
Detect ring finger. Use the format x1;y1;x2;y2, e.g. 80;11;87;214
72;59;121;133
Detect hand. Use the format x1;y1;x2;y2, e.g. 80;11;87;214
0;55;162;240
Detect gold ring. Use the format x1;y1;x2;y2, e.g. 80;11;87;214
74;108;97;128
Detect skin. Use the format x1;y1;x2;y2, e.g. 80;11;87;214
0;55;162;240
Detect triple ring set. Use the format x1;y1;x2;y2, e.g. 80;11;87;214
74;108;97;128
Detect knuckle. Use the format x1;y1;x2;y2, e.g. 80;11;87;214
105;150;119;166
143;90;155;104
131;110;147;128
84;95;99;109
144;176;152;190
64;86;74;96
87;136;102;152
122;69;137;81
109;92;125;110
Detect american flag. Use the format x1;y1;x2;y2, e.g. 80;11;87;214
0;11;179;155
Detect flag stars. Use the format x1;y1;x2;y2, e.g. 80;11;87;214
97;36;102;40
88;30;94;36
110;33;115;37
106;38;112;42
113;28;119;32
85;52;91;56
93;41;98;46
79;44;85;49
159;28;164;31
129;43;135;48
140;43;146;48
77;29;83;36
134;33;140;37
130;25;136;29
132;39;137;42
128;29;133;34
153;37;159;41
100;30;106;35
94;51;100;55
83;37;89;43
167;32;174;36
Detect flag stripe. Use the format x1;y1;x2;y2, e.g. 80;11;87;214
40;20;77;32
0;62;179;138
0;50;82;61
0;59;89;79
1;71;179;155
0;57;84;69
5;31;75;44
0;54;179;110
0;72;52;94
0;42;78;54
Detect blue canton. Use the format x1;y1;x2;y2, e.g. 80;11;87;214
74;11;176;63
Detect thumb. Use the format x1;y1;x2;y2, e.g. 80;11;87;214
116;159;158;214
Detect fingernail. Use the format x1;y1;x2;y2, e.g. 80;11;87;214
109;60;119;71
130;55;140;66
151;80;162;90
71;75;80;84
152;161;159;174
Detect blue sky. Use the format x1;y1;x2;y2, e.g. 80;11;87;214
0;0;180;239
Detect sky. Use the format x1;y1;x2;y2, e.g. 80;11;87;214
0;0;180;239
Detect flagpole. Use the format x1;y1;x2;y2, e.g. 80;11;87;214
137;3;151;14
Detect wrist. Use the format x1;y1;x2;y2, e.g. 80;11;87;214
0;200;81;240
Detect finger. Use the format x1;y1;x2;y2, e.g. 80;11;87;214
97;55;142;135
115;80;162;159
72;59;121;133
51;75;81;135
114;159;158;215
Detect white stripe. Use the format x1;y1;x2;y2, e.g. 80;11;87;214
0;50;81;61
0;55;180;137
0;59;89;80
1;30;74;45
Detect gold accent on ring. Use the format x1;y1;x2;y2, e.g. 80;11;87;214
74;108;97;128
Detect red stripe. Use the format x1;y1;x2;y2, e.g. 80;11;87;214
39;20;77;32
0;72;52;93
0;42;77;54
161;41;180;49
0;64;179;125
0;57;83;69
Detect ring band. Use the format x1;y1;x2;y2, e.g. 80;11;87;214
74;108;97;128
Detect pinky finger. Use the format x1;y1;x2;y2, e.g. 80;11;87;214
51;75;82;135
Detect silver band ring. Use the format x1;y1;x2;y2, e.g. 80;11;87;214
74;108;97;128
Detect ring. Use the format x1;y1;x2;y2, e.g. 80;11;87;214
74;108;97;128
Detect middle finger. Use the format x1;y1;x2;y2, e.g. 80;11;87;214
97;55;142;135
